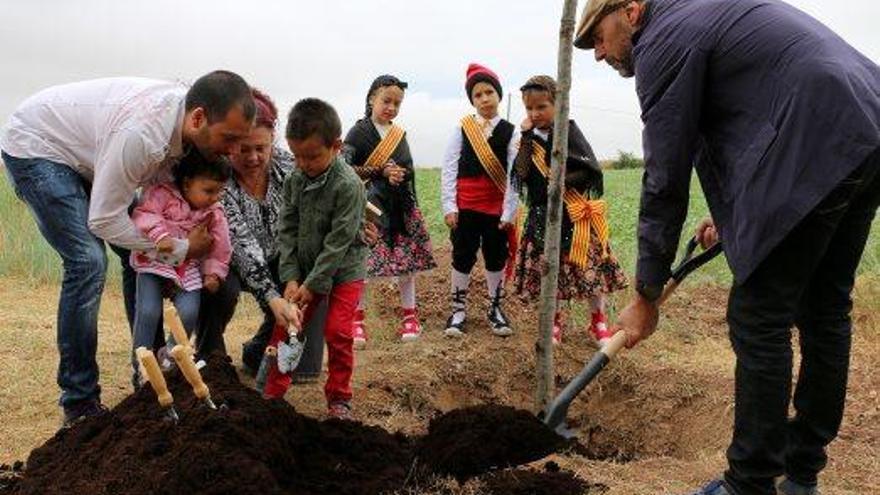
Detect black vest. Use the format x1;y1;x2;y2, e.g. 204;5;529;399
457;119;515;179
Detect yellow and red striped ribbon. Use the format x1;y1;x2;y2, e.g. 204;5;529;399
532;144;609;268
364;125;405;169
460;115;508;193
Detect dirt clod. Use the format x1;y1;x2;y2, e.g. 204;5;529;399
416;404;565;481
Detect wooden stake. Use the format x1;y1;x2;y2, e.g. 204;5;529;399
536;0;579;414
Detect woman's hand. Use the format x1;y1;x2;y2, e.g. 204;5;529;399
268;297;303;329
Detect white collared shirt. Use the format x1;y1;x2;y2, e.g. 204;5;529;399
1;77;188;252
371;118;391;139
441;114;520;222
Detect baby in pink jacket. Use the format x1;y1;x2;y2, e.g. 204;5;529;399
129;150;232;380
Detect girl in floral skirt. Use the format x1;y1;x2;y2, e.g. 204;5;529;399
342;75;437;346
512;75;627;345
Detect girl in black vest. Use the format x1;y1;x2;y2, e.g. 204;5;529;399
440;63;520;337
512;75;627;345
342;75;437;347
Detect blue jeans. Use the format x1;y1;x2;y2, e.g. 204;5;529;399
2;151;107;408
132;272;200;355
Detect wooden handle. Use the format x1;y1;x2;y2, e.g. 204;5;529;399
136;347;174;408
602;330;628;359
170;344;209;400
656;280;680;306
164;306;190;348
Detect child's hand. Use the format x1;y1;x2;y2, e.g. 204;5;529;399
295;285;315;307
283;281;300;303
520;117;533;131
362;222;380;246
203;274;221;293
156;237;175;254
384;164;405;186
499;221;514;231
444;212;458;230
285;303;303;331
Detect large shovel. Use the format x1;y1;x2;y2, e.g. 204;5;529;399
543;237;723;435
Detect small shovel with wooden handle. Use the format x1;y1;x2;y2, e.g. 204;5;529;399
164;306;191;351
164;307;219;410
542;237;723;436
170;344;219;410
136;347;180;423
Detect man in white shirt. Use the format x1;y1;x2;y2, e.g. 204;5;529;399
1;70;255;426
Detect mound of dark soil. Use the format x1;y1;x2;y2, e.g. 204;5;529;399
3;357;571;495
416;404;565;481
480;463;607;495
8;356;412;495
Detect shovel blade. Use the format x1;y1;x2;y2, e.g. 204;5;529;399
277;339;305;375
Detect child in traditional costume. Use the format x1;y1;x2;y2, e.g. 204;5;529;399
512;75;627;345
441;63;520;337
342;75;437;346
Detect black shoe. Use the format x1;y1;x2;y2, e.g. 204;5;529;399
488;304;513;336
62;400;108;428
444;311;467;337
444;288;468;337
488;288;513;337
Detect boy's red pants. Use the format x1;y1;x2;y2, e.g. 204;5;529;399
263;280;364;405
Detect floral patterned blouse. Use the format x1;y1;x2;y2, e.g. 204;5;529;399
221;147;294;307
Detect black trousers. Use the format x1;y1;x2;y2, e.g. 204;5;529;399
451;209;509;273
724;149;880;495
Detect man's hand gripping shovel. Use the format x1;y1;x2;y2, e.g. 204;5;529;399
542;237;723;437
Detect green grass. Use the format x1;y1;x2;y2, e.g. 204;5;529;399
1;167;876;287
415;168;879;284
0;173;123;287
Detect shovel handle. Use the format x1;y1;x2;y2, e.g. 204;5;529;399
543;237;723;431
136;347;174;408
170;344;210;401
164;306;190;349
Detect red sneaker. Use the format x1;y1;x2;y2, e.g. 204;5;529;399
589;311;613;345
327;401;353;420
352;309;367;349
552;312;563;345
398;308;421;342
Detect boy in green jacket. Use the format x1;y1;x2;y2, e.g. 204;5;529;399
276;98;367;420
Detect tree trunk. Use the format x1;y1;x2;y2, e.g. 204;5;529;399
535;0;579;413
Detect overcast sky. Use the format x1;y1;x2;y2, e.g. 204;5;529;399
1;0;877;163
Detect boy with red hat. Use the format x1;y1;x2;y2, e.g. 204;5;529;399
441;63;520;338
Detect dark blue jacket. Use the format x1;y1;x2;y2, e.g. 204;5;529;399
633;0;880;285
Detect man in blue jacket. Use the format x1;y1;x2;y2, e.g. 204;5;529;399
574;0;880;494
